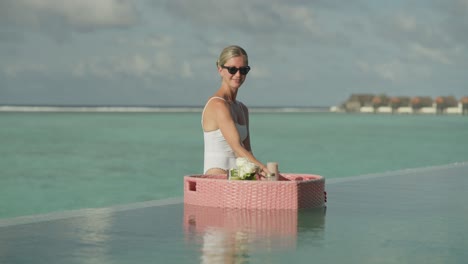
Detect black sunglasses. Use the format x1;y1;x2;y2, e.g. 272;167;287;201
221;65;251;75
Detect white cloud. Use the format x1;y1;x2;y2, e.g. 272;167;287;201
72;59;113;79
154;52;176;74
72;52;178;79
115;54;152;77
144;36;174;48
357;57;434;84
409;42;451;65
394;14;417;32
373;62;399;82
115;35;174;51
164;0;321;35
3;62;48;77
250;66;271;78
0;0;138;32
357;60;402;82
180;61;193;78
276;5;320;34
72;62;86;77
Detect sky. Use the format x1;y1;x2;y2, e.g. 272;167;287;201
0;0;467;107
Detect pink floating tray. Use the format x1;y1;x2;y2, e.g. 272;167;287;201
183;174;326;209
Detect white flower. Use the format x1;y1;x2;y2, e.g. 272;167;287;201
243;162;258;174
233;157;259;180
236;157;249;168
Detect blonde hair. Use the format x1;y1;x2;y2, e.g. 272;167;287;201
216;45;249;67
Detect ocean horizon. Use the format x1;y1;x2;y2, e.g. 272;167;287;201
0;104;332;113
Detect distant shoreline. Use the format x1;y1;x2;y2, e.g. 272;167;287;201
0;105;332;113
1;105;466;115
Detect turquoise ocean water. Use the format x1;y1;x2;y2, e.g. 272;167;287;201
1;111;467;219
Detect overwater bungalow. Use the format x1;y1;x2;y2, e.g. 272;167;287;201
371;94;391;113
461;97;468;115
342;94;374;112
435;96;458;114
334;94;467;115
410;96;434;114
389;96;411;113
371;94;390;107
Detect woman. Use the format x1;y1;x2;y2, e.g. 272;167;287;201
201;45;269;176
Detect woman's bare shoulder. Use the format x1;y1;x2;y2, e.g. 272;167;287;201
206;97;229;109
204;97;231;120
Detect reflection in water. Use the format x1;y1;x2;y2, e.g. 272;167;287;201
184;205;326;263
68;210;114;264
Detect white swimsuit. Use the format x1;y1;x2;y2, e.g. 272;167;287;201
202;97;248;174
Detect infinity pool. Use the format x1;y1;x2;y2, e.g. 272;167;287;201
1;163;467;264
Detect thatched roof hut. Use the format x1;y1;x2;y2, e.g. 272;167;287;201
461;97;468;115
389;96;411;108
411;96;433;108
371;94;390;107
348;94;374;106
343;93;375;112
460;96;468;105
337;94;467;114
435;96;458;108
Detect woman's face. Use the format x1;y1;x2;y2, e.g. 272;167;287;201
219;56;248;89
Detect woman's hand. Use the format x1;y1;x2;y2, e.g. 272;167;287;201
256;166;270;180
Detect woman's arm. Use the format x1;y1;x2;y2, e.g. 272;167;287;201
214;100;267;172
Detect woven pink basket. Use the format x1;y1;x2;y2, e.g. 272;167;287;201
184;174;326;209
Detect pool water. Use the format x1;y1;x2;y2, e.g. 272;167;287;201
1;162;466;264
